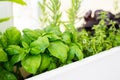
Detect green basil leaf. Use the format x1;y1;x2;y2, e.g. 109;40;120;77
30;36;49;54
44;25;62;36
22;28;40;41
39;54;51;72
21;54;41;74
10;52;26;65
22;41;29;49
0;68;17;80
68;43;83;60
21;35;31;45
47;62;57;71
44;33;61;41
4;27;21;45
6;45;24;55
3;61;14;72
0;35;7;48
0;48;8;62
62;31;72;44
48;41;69;63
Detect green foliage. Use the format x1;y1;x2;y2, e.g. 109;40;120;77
38;54;51;72
0;67;17;80
0;17;11;23
30;36;49;54
21;54;41;74
48;41;69;63
68;43;83;61
6;45;24;55
77;11;120;57
0;0;26;5
4;27;21;45
1;0;120;79
0;48;8;62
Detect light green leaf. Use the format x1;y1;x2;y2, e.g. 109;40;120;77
0;17;10;23
10;52;26;65
30;36;49;54
39;54;51;72
0;48;8;62
4;27;21;45
68;43;83;60
0;35;7;48
62;31;72;44
21;54;41;74
48;41;69;63
6;45;24;55
1;0;26;5
23;28;41;41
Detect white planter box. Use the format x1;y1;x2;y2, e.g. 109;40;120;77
26;46;120;80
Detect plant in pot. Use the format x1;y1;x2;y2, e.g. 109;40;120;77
0;0;120;80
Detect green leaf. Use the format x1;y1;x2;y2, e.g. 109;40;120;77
4;27;21;45
2;0;27;5
0;17;10;23
0;48;8;62
3;61;14;72
62;31;72;44
23;28;41;41
6;45;24;55
48;41;69;63
22;41;29;49
0;68;17;80
47;62;57;71
39;54;51;72
68;43;83;60
0;35;7;48
21;54;41;74
44;25;62;36
30;36;49;54
44;33;61;41
10;52;26;65
21;35;31;45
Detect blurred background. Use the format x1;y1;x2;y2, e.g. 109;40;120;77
0;0;120;32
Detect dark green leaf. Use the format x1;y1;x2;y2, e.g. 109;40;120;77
3;61;14;72
0;68;17;80
47;62;57;71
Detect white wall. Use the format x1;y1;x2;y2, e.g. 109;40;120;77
0;2;13;32
0;0;120;32
13;0;40;31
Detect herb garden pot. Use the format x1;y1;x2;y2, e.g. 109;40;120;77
26;46;120;80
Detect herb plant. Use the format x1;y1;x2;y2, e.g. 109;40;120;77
0;0;120;80
0;0;83;79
